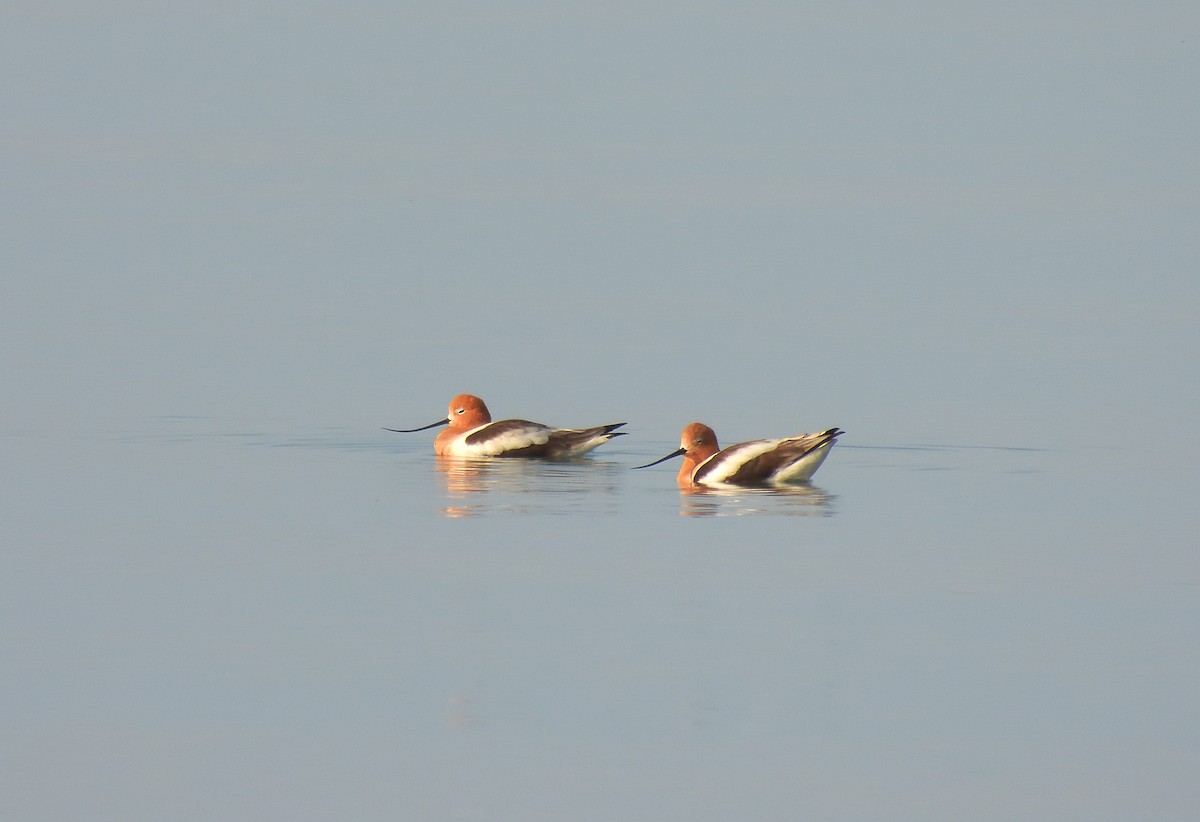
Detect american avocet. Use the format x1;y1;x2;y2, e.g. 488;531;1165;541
633;422;843;487
385;393;626;458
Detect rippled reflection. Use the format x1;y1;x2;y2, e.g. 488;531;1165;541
434;455;624;517
677;483;837;518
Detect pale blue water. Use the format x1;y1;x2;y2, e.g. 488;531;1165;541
3;3;1199;820
4;418;1196;820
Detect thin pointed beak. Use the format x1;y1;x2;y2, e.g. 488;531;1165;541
631;447;686;470
383;417;450;433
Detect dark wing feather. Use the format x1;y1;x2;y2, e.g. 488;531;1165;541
702;428;844;485
463;419;547;446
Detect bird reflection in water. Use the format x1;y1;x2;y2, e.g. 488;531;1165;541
431;457;832;518
436;456;493;518
677;482;837;518
434;455;622;518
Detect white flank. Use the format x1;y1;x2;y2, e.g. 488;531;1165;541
553;431;610;458
770;440;834;483
445;423;552;457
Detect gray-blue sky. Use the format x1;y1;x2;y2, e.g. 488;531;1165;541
3;2;1197;452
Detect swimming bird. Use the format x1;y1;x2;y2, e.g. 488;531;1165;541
633;422;843;487
385;393;626;458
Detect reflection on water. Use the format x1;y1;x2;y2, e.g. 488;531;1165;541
677;483;837;518
435;455;624;518
434;455;837;518
120;419;844;519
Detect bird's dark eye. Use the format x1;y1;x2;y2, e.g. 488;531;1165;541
455;408;465;414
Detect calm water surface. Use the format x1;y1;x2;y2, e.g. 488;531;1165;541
3;417;1196;821
4;6;1198;818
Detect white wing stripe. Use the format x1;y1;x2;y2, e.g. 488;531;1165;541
698;440;778;483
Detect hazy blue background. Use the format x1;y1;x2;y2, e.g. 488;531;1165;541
3;3;1198;820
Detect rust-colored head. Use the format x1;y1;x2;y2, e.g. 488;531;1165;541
446;394;492;429
632;421;724;485
430;394;493;455
385;393;496;455
676;422;720;485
